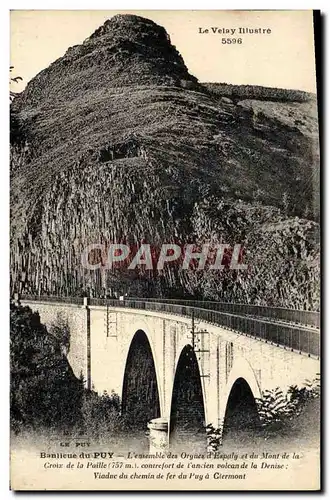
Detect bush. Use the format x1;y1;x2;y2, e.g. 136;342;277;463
256;376;320;438
80;388;122;438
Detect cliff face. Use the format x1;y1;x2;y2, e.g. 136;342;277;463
10;14;320;308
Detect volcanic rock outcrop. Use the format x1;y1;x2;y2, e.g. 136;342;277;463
10;14;320;308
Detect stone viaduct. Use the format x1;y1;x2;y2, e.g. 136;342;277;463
20;297;320;448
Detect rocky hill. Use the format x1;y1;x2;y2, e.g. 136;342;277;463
10;14;320;309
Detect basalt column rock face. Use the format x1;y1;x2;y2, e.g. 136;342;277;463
10;14;320;308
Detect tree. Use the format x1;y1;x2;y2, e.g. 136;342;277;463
10;66;22;102
49;312;71;355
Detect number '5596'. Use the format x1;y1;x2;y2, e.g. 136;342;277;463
222;38;242;44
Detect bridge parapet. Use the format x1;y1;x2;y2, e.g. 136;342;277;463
19;294;320;327
89;298;320;358
19;295;320;358
127;298;320;328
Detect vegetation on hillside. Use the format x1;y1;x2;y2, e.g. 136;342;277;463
10;301;122;438
10;301;81;432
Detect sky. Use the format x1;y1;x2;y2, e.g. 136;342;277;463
10;10;317;94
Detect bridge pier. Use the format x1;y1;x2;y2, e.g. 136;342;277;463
147;417;169;452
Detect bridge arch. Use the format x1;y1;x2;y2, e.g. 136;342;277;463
222;357;261;439
121;329;161;429
169;344;206;448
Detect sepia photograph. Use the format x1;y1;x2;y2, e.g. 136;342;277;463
9;9;320;491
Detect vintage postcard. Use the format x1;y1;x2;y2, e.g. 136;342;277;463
10;10;320;491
